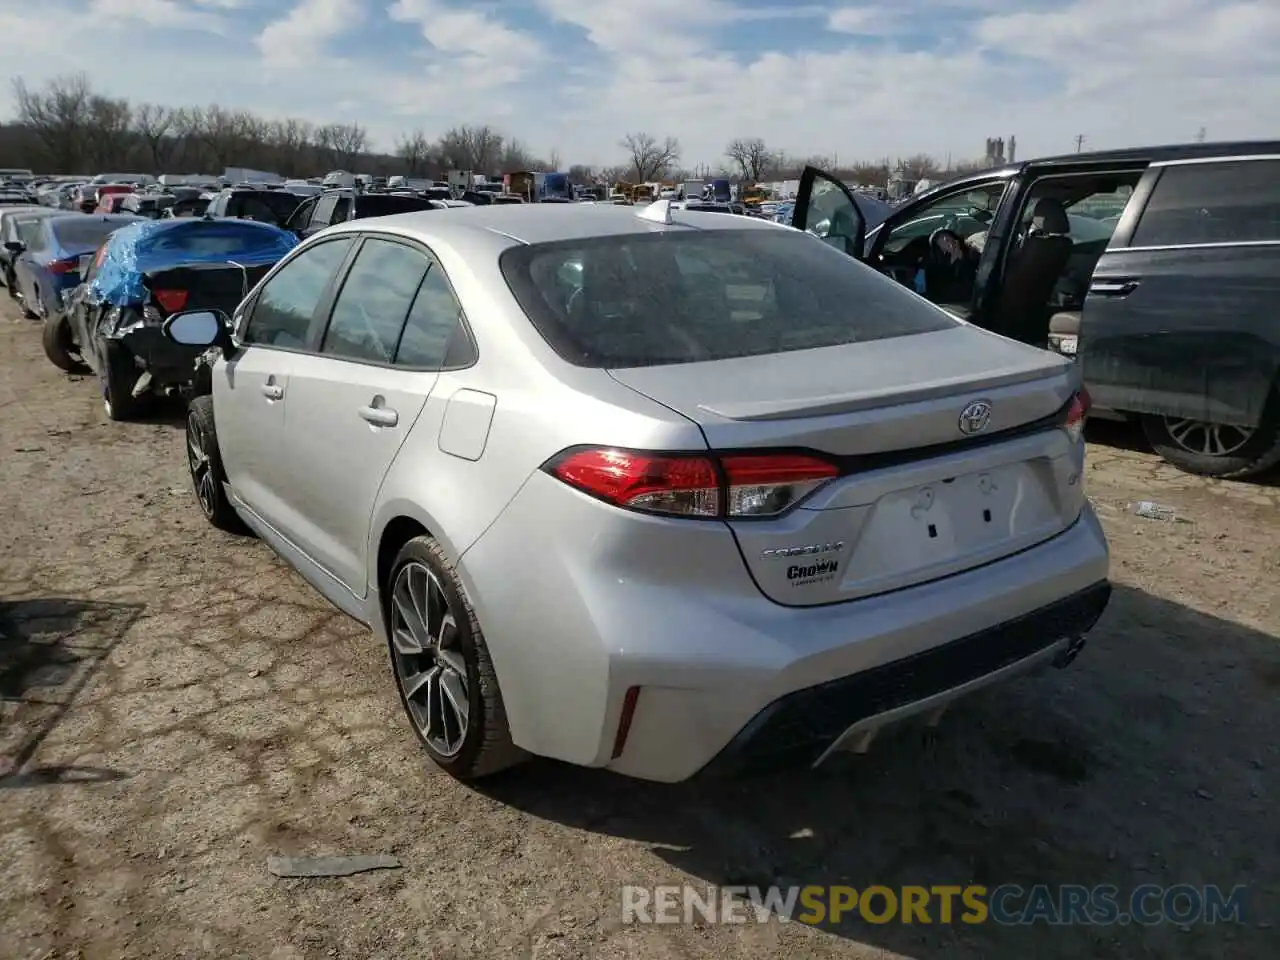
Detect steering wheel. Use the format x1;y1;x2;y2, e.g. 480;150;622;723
928;228;969;268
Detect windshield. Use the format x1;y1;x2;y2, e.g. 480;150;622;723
500;229;955;368
52;217;138;249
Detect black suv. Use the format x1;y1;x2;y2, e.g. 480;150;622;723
794;142;1280;478
281;189;437;239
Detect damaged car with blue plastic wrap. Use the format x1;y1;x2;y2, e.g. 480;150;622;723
44;217;298;420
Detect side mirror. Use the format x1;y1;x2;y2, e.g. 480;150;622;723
4;240;24;254
163;310;230;349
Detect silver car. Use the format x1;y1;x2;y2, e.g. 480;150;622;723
164;199;1110;783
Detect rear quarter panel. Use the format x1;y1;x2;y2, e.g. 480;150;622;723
1080;244;1280;425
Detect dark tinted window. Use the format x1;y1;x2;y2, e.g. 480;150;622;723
51;217;137;249
229;191;300;225
356;195;433;217
1132;160;1280;246
500;228;956;368
396;265;467;368
244;238;353;349
320;238;428;363
311;195;350;227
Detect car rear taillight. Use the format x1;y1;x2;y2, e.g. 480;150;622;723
153;289;189;313
544;447;838;519
1064;388;1090;443
48;258;78;275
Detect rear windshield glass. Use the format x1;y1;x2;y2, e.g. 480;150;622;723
499;228;956;367
52;218;136;249
231;191;302;223
356;195;434;217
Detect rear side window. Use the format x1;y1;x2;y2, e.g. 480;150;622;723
320;238;429;363
500;228;955;368
1131;160;1280;246
395;265;468;368
244;238;353;349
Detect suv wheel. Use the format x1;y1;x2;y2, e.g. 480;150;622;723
186;396;249;533
385;536;526;780
1141;402;1280;478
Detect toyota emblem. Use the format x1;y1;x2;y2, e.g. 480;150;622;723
958;399;993;435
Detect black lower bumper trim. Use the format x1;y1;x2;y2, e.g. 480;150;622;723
695;581;1112;779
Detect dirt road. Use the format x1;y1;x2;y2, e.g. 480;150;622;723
1;303;1276;959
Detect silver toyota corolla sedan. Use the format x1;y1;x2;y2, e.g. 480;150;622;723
163;199;1111;783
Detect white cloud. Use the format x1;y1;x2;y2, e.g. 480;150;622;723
255;0;364;67
88;0;225;31
0;0;1277;170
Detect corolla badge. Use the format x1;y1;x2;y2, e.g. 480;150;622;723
958;399;993;436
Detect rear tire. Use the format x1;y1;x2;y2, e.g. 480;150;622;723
385;536;526;780
1141;397;1280;479
41;316;88;373
186;395;249;533
101;341;144;421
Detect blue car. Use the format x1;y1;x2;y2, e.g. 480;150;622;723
45;217;298;420
8;213;143;320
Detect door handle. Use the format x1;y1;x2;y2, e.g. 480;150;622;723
359;405;399;427
260;383;284;400
1089;278;1140;297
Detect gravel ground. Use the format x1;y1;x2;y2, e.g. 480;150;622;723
1;302;1276;960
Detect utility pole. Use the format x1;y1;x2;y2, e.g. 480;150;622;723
1195;126;1207;143
1073;134;1086;153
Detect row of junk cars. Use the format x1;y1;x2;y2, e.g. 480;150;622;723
0;170;515;419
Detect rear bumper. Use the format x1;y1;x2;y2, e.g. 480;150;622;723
115;326;204;386
696;581;1110;778
456;466;1112;783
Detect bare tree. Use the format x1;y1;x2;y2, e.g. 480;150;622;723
901;153;940;181
83;95;133;168
547;148;562;171
725;137;771;181
848;162;888;188
10;73;94;172
394;129;431;176
620;132;680;181
132;104;175;170
318;122;367;167
499;138;547;173
267;118;313;176
435;125;504;171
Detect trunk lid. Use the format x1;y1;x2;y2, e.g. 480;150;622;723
142;261;275;317
608;326;1086;605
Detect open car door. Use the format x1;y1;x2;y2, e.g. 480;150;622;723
789;166;866;261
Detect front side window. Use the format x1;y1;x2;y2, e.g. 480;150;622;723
1131;159;1280;246
501;228;955;368
242;237;354;349
320;238;429;363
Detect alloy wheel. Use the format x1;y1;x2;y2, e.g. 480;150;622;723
390;561;470;757
186;415;217;518
1163;417;1255;458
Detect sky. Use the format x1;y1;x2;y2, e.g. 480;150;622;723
1;0;1278;169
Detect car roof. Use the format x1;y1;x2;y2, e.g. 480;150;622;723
334;201;782;246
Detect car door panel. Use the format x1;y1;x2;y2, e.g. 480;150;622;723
1080;245;1280;424
282;359;435;594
